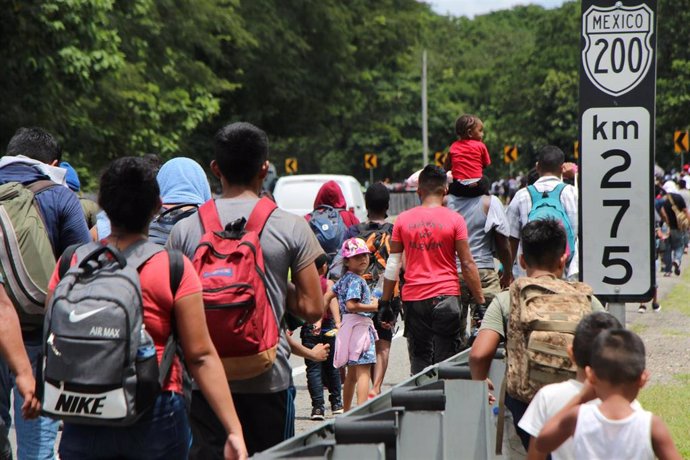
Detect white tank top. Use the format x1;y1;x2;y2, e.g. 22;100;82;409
573;404;654;460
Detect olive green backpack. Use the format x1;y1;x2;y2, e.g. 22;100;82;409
0;180;58;328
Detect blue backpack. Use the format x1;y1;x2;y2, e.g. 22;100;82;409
527;183;576;264
309;205;346;258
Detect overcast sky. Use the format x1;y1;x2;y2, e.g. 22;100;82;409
423;0;567;18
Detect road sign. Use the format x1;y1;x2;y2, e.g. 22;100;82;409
364;153;378;170
582;3;654;97
579;0;657;303
574;140;580;160
503;145;518;163
434;152;447;167
285;157;298;174
674;130;689;153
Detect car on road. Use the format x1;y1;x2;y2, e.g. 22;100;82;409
273;174;367;222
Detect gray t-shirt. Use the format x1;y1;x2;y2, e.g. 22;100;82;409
167;198;323;394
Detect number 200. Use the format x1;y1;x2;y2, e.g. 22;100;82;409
594;37;644;74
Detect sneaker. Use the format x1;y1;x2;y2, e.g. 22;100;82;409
311;407;325;421
331;404;344;415
673;261;681;276
638;305;647;314
652;302;661;313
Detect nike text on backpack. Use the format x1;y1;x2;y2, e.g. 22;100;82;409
0;180;58;328
667;194;690;231
193;197;280;381
527;184;576;265
309;205;346;259
506;276;593;402
41;241;184;425
148;203;199;246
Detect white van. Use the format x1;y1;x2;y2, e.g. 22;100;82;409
273;174;367;222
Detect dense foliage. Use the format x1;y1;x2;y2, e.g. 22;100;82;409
0;1;685;189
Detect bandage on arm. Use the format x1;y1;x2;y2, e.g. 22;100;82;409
384;252;402;282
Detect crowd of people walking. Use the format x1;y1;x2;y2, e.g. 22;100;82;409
0;118;684;459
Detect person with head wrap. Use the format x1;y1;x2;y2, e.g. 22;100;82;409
148;157;212;245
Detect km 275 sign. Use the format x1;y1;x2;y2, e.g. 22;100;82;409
579;0;657;303
583;3;654;97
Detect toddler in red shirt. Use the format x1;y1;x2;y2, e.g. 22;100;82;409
445;114;491;197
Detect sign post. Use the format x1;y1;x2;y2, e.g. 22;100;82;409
579;1;657;326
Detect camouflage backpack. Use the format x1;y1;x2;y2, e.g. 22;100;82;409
506;276;593;402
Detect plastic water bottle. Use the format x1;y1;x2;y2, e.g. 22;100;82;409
492;405;500;427
372;277;384;299
137;326;156;360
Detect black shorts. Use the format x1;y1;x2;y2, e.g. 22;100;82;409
374;314;393;342
449;180;484;198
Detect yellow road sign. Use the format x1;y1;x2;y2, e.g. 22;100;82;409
364;153;378;169
503;145;518;164
674;130;689;154
434;152;447;167
285;157;298;174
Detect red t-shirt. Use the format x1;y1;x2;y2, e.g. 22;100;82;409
392;206;468;301
48;250;202;394
449;139;491;180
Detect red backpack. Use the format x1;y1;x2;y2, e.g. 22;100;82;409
193;197;279;381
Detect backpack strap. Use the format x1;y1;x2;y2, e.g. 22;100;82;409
527;184;541;203
58;244;82;278
156;203;199;220
551;182;567;200
245;197;278;235
167;248;184;298
159;248;191;404
198;199;223;233
26;180;58;195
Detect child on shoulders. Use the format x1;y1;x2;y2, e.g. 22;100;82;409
445;114;491;198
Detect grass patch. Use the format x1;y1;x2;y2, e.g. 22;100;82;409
639;373;690;457
662;329;686;337
662;269;690;317
628;322;647;335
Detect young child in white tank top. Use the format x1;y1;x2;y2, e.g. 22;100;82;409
535;329;680;460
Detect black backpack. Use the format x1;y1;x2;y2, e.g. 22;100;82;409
148;204;199;246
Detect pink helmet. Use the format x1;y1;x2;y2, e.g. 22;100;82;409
341;237;371;258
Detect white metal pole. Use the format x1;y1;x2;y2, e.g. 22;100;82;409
422;49;429;166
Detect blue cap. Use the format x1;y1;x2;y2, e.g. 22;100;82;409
60;161;80;192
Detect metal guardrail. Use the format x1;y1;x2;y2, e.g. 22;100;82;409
388;192;419;216
256;348;507;459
